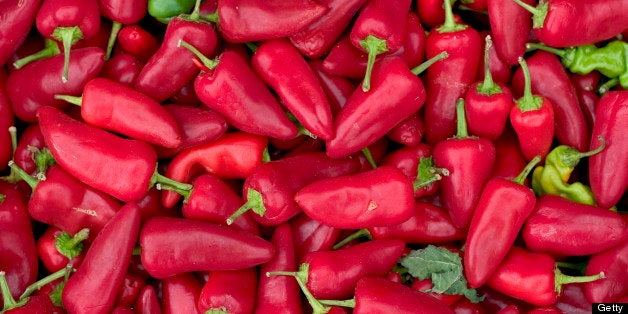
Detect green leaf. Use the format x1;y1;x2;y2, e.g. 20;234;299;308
399;245;484;303
49;281;65;307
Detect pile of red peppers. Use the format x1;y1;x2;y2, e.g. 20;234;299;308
1;0;627;313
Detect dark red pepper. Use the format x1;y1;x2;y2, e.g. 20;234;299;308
97;0;148;59
487;0;533;65
588;91;628;209
62;202;141;314
386;112;426;147
381;144;442;198
116;272;146;308
99;53;143;86
309;59;354;115
36;226;88;273
116;24;160;63
161;273;202;314
140;217;275;279
290;212;343;263
416;0;447;28
134;285;161;314
476;31;511;85
0;0;41;66
197;268;257;314
0;69;13;172
570;72;600;130
490;127;529;182
584;241;628;303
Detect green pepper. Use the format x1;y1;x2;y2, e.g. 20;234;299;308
531;136;606;205
148;0;197;23
527;40;628;89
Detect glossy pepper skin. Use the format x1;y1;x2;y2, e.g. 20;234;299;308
584;241;628;303
116;25;160;63
294;165;415;229
326;56;426;158
161;273;202;314
7;47;105;123
588;91;628;209
252;38;334;140
139;217;275;279
0;69;13;172
197;268;257;314
36;226;86;273
290;212;342;263
62;202;141;314
0;0;41;66
97;0;148;59
522;195;627;257
487;0;533;65
217;0;328;43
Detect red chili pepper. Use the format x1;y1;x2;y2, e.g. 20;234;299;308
116;272;146;308
227;151;361;227
464;35;514;141
424;0;482;144
11;124;48;177
490;127;529;182
512;0;628;47
322;33;371;80
511;50;590;152
217;0;328;43
183;173;260;235
252;38;334;140
0;188;38;305
476;31;511;84
36;226;88;273
290;212;342;263
382;144;446;198
269;238;405;300
99;53;143;86
37;106;192;203
464;157;540;288
509;57;555;161
295;165;415;229
34;0;100;82
386;112;425;147
584;241;628;303
588;91;628;209
522;194;627;257
349;0;411;91
140;217;275;279
433;99;496;229
180;43;299;141
2;293;57;314
0;0;41;66
161;273;202;314
486;246;605;307
197;268;257;314
569;72;600;130
133;7;218;103
62;202;141;314
487;0;533;65
116;25;160;63
7;47;105;123
309;59;354;115
256;223;302;313
134;285;161;314
97;0;148;59
161;131;268;208
0;69;13;172
416;0;447;28
410;278;463;306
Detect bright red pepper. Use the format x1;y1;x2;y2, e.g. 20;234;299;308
522;194;627;257
62;202;141;314
513;0;628;48
140;217;275;279
217;0;328;43
34;0;100;82
11;124;49;177
511;50;590;152
99;52;143;86
386;112;425;147
228;151;361;227
490;127;529;182
487;0;533;65
256;223;302;313
133;10;218;103
290;212;343;263
0;188;38;306
161;273;202;314
464;157;540;288
416;0;447;28
197;269;257;314
584;241;628;303
252;38;334;140
509;57;555;161
486;246;605;307
309;59;354;115
161;131;268;208
7;47;105;123
410;278;463;307
0;69;13;172
349;0;411;91
97;0;148;59
476;31;511;84
433;99;496;229
116;24;160;63
381;144;442;198
295;165;415;229
134;285;161;314
0;0;41;66
116;272;146;308
36;226;88;273
56;77;183;148
289;0;367;59
588;91;628;209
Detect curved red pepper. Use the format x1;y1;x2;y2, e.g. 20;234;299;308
252;38;334;140
584;241;628;303
57;77;183;148
197;269;257;313
416;0;446;28
522;194;627;257
116;25;160;63
570;72;600;130
133;14;218;103
7;47;105;123
99;52;143;86
134;285;161;314
476;31;512;85
511;50;590;152
381;144;442;198
410;278;463;307
97;0;147;59
386;113;426;147
36;226;87;273
433;99;496;229
309;59;354;115
295;165;415;229
326;56;426;158
256;223;302;313
161;131;268;208
424;0;482;144
38;106;190;203
217;0;328;43
161;273;202;314
62;202;141;314
0;69;13;172
588;91;628;209
290;212;342;263
228;151;361;227
116;272;146;308
487;0;533;65
289;0;367;59
491;128;529;182
140;217;275;279
0;188;38;304
464;157;540;288
0;0;41;66
35;0;100;82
